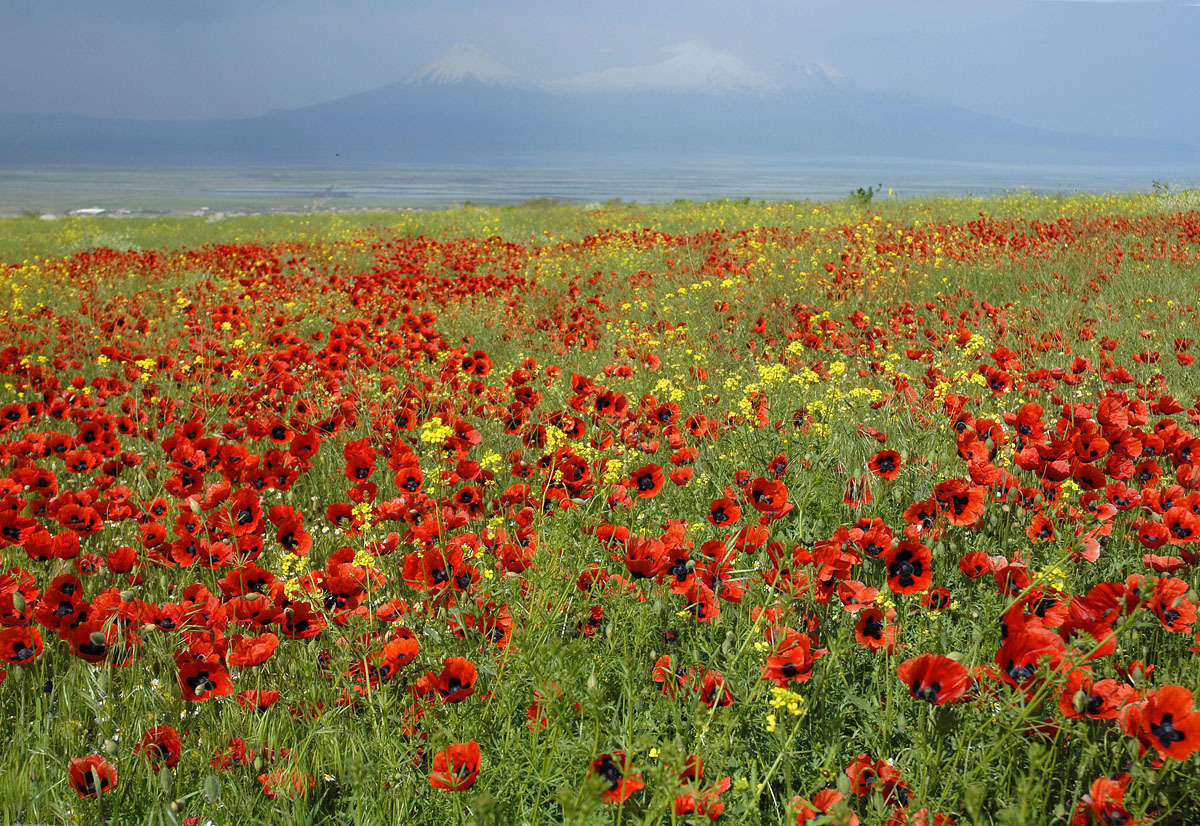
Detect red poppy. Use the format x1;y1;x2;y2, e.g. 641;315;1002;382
1073;773;1136;826
762;633;826;686
137;726;182;771
628;464;665;498
1147;576;1196;633
699;669;735;707
257;767;315;799
794;788;859;825
621;536;668;580
748;477;791;514
707;497;741;527
0;625;42;665
227;632;279;667
428;740;481;791
896;654;969;705
855;607;900;653
867;450;902;481
884;541;933;594
432;656;477;703
1125;684;1200;760
68;754;117;798
237;689;280;713
1058;672;1135;720
590;752;644;803
178;660;233;702
933;479;985;526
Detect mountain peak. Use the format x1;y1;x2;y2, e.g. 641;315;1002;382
408;43;516;86
548;42;773;94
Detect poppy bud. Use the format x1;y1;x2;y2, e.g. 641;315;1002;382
204;775;221;803
119;590;135;602
253;755;264;772
160;769;173;796
90;631;107;647
188;498;202;515
103;738;118;756
169;800;182;813
1071;689;1089;714
12;592;25;613
587;671;598;692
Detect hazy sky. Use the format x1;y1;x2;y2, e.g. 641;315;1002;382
1;0;1196;139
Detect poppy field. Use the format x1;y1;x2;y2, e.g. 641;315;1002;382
3;192;1200;825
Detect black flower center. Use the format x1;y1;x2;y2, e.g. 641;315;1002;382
1150;713;1186;746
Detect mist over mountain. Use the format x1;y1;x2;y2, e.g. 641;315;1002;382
1;42;1193;169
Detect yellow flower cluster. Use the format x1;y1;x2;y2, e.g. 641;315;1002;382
419;417;454;445
768;686;806;717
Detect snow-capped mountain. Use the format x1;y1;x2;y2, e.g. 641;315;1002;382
407;42;516;86
4;40;1187;168
772;58;850;94
548;42;774;94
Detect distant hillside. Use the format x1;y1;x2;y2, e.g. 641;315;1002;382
1;43;1194;168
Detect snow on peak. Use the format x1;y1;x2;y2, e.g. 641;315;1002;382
408;43;516;86
549;42;773;94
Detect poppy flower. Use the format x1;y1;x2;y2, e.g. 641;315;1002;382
684;580;721;624
867;450;902;481
257;767;315;799
590;752;644;803
794;788;859;825
896;654;969;705
855;607;900;653
136;726;182;771
1147;576;1196;633
178;660;233;702
68;754;117;798
699;669;735;707
621;536;668;580
762;633;826;687
227;632;279;667
748;477;791;514
1073;773;1136;826
884;541;933;594
432;656;477;702
1058;672;1135;720
1126;684;1200;760
0;626;42;665
428;740;481;791
237;689;280;713
628;464;664;498
707;498;741;527
933;479;985;527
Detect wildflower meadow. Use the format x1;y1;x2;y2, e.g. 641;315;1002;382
1;192;1200;824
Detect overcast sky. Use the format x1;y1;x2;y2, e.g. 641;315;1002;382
1;0;1196;139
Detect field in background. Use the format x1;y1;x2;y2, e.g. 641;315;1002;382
1;193;1200;824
